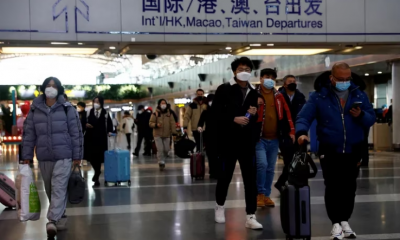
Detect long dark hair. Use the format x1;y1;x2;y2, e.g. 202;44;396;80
40;77;65;98
93;96;105;109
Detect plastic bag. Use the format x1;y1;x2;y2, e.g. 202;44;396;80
15;164;41;221
68;165;85;204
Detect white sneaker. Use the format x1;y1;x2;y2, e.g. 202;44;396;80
341;221;357;238
57;215;68;231
46;221;57;238
245;214;263;230
214;204;225;223
331;223;344;240
82;160;88;166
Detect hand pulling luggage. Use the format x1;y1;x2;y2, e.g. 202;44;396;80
280;141;317;240
104;134;131;186
0;172;17;208
190;132;205;180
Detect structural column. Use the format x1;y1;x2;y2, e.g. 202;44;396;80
392;62;400;150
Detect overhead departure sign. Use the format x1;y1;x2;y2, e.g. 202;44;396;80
141;0;324;31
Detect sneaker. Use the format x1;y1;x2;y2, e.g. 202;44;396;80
264;196;275;207
132;152;138;157
46;221;57;238
341;221;356;238
257;194;265;207
82;160;88;166
214;204;225;223
93;181;100;187
245;214;263;230
57;215;68;231
331;223;344;240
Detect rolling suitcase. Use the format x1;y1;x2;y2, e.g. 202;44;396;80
190;132;205;180
104;134;131;186
0;172;17;208
280;142;317;240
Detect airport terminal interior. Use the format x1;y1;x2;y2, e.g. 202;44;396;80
2;0;400;239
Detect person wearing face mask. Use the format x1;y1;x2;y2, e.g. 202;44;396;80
211;57;262;230
21;77;83;237
134;105;152;156
84;96;114;187
183;89;208;152
296;62;375;240
76;102;87;134
254;68;295;208
274;75;306;192
149;99;177;170
197;94;219;179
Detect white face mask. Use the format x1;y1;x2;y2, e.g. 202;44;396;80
138;110;143;114
45;87;58;99
160;104;167;110
209;101;213;106
236;72;252;82
94;103;101;109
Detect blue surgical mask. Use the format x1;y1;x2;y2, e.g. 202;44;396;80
263;79;275;89
335;81;351;91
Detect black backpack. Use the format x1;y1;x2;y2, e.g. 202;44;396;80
288;144;318;187
68;165;85;204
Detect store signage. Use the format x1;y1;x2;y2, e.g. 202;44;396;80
174;98;191;104
141;0;324;31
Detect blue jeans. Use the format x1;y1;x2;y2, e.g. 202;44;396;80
256;138;279;196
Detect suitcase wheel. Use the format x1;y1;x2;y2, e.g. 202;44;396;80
128;180;131;186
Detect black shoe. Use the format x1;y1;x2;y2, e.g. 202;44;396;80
93;181;100;187
143;152;151;156
159;163;165;171
132;152;138;157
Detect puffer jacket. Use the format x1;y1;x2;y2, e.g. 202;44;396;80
21;95;83;162
149;108;177;138
296;71;376;154
183;98;208;131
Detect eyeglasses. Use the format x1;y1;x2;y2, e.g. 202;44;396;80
237;68;252;73
332;75;352;82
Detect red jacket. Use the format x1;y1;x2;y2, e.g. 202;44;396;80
256;88;295;140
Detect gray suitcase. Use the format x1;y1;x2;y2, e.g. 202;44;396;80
280;184;311;240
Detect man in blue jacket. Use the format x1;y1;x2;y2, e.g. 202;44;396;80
297;63;375;240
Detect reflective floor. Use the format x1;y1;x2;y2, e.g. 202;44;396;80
1;134;400;240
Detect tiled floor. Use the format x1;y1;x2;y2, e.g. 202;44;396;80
1;136;400;240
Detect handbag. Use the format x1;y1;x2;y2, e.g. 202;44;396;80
68;165;86;204
288;143;318;187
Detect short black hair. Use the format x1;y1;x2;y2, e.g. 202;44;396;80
231;57;254;72
260;68;277;79
207;94;215;102
77;102;86;108
196;89;204;94
138;105;145;110
93;96;105;109
40;77;64;97
124;111;130;115
283;74;296;83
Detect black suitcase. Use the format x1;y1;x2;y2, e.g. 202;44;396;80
281;184;311;240
281;142;317;240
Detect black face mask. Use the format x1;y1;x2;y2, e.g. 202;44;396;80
287;83;297;91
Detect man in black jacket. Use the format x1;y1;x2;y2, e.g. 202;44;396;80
211;57;262;230
275;75;306;191
134;105;152;156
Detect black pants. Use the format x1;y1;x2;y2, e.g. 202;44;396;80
319;151;360;224
91;161;102;182
135;132;152;154
126;133;132;149
193;131;202;152
276;137;295;187
206;145;219;177
361;128;370;166
216;151;257;214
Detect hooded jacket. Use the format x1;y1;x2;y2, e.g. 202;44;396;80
255;87;295;141
296;71;375;154
21;95;83;161
183;97;208;131
278;87;306;123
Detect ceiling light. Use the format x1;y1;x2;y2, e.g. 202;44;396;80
109;46;116;50
378;71;382;74
1;47;98;55
51;42;69;45
267;43;274;47
342;49;355;53
0;42;4;44
365;73;369;76
250;44;261;47
78;43;83;45
355;46;363;50
237;48;331;56
225;47;232;50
